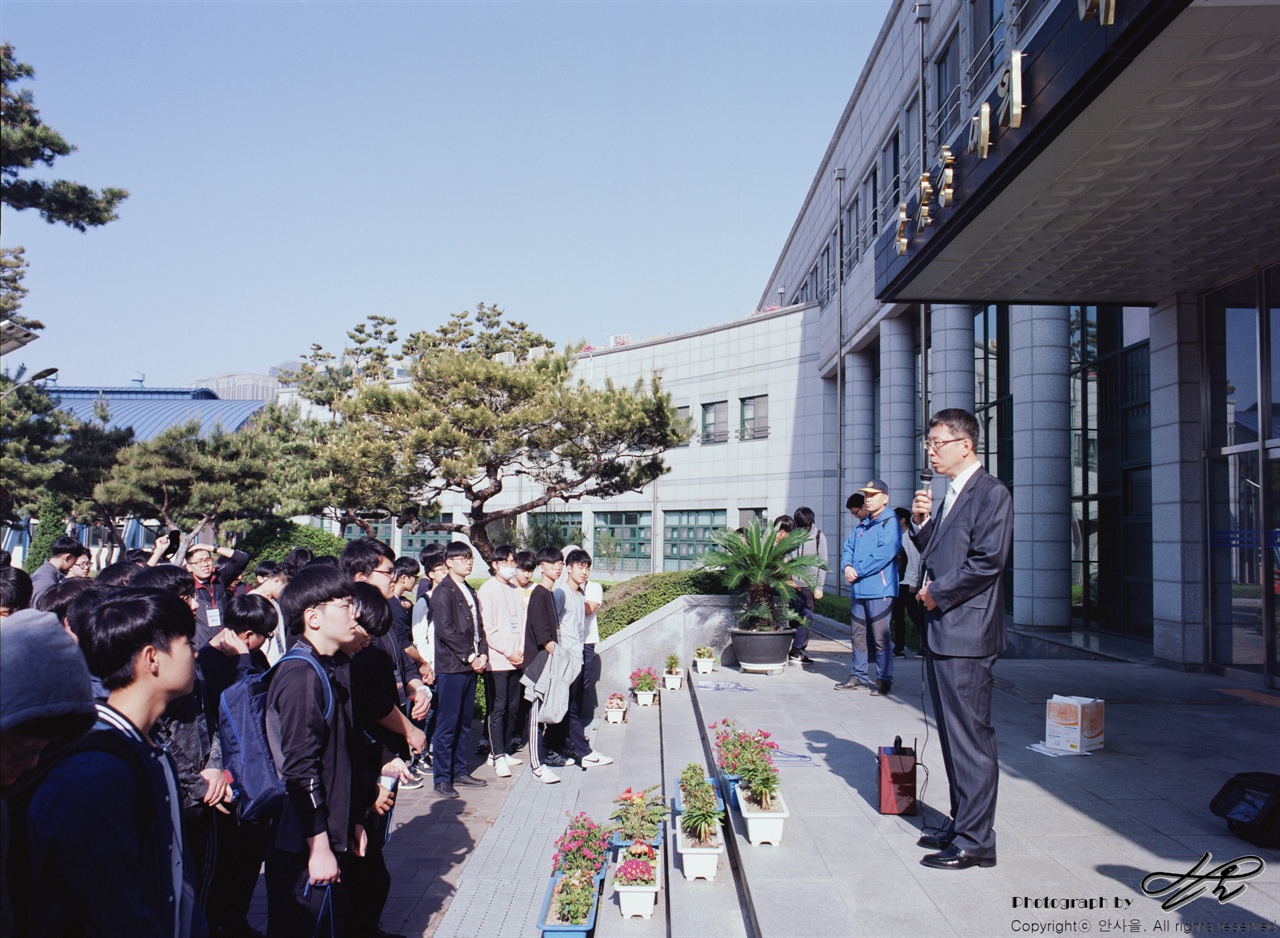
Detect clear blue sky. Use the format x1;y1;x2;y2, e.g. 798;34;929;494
2;0;890;388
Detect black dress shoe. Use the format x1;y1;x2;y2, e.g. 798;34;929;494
870;681;891;696
920;844;996;870
917;831;954;849
433;782;460;799
453;774;488;788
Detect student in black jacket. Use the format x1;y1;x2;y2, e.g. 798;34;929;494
429;542;489;799
265;566;370;938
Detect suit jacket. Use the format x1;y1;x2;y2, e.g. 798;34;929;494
911;466;1013;658
431;576;488;674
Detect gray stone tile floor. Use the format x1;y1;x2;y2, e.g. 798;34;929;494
247;625;1280;936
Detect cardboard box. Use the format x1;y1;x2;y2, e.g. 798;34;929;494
1045;695;1105;752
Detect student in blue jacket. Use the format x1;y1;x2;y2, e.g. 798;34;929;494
835;480;902;695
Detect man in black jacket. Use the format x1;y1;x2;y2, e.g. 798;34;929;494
186;545;250;648
429;542;489;799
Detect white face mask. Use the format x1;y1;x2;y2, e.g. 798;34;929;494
498;565;517;580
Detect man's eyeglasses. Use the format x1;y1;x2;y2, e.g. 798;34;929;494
369;567;395;580
315;599;355;613
923;437;966;452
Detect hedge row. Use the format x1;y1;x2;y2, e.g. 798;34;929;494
597;569;729;640
237;519;349;573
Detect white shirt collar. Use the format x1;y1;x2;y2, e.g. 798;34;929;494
948;460;983;497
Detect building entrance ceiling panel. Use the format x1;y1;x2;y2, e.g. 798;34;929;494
889;2;1280;305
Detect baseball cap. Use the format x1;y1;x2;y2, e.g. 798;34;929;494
857;479;888;496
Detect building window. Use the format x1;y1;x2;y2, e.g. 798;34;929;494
701;401;729;444
1070;307;1152;640
968;0;1006;98
344;521;393;542
843;198;860;270
863;169;878;245
904;95;920;181
525;512;583;549
1203;264;1280;680
820;245;831;306
663;509;727;571
675;406;691;446
593;511;652;574
974;305;1013;614
739;508;766;528
880;131;901;226
401;513;454;553
934;34;961;157
740;395;769;441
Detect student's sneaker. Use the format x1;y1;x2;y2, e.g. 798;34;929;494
398;772;424;790
475;739;491;756
541;750;576;768
489;754;512;778
509;737;527;753
533;766;561;784
788;650;813;663
580;751;614;768
503;753;524;766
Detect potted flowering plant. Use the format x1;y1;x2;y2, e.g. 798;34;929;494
607;784;669;851
604;692;627;724
693;645;716;674
629;667;659;706
734;746;790;845
551;812;608;882
709;718;778;809
674;763;726;881
612;855;661;919
537;868;599;936
662;653;683;691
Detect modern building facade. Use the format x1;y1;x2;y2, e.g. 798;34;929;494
756;0;1280;687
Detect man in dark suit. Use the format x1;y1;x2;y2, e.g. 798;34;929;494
430;541;489;798
911;408;1013;870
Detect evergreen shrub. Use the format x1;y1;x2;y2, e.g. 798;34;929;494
597;569;728;639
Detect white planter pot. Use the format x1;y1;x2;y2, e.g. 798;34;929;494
674;826;724;881
662;672;682;691
605;707;625;724
614;852;662;918
734;783;789;845
635;690;657;706
693;657;714;674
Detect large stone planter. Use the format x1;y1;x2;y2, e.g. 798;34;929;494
728;628;796;674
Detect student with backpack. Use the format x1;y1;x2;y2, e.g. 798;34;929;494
22;588;207;938
263;565;370;938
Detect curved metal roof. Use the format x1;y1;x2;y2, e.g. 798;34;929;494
58;398;267;441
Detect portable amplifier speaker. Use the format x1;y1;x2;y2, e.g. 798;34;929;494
878;736;917;816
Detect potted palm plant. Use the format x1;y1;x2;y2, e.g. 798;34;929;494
662;653;683;691
700;518;824;674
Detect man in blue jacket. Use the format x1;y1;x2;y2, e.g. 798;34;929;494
835;480;901;695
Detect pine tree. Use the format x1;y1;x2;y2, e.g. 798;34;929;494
291;306;689;563
1;44;128;233
0;369;68;525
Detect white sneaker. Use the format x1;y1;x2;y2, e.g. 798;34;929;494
533;766;561;784
580;751;614;768
493;755;512;778
504;754;523;766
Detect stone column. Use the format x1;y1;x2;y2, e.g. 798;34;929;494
1149;293;1203;665
845;349;876;496
929;303;976;415
879;314;918;508
1010;305;1072;631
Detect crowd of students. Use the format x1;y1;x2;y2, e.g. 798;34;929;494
0;534;609;938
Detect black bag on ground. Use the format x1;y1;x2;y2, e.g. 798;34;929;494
1209;771;1280;847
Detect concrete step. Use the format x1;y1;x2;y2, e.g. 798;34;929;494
660;676;750;938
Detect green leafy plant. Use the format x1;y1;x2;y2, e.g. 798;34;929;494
678;763;724;847
608;785;669;842
629;667;659;693
551;812;608;876
597;569;729;639
699;518;824;630
550;868;596;926
709;719;779;776
664;653;681;674
737;748;780;811
693;645;715;660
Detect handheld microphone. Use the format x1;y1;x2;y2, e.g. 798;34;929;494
919;467;933;486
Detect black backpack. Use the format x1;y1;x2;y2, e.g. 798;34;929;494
1209;771;1280;847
